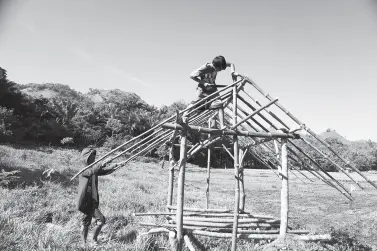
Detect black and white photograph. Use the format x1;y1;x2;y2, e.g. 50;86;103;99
1;0;377;250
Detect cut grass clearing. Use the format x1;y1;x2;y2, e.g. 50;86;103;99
1;144;377;250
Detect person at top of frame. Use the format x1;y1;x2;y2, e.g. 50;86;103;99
182;55;237;123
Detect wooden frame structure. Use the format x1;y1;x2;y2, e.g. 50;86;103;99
72;71;377;251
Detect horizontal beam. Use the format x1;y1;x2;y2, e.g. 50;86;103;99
167;205;230;213
191;230;331;241
168;220;279;228
134;212;273;218
168;216;280;224
162;123;298;139
173;144;232;150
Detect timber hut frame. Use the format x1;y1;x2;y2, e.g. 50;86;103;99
72;71;377;251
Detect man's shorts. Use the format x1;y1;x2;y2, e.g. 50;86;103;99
191;86;221;110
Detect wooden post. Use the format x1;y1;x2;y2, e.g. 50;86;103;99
206;118;212;209
176;131;188;250
279;138;288;240
238;149;245;212
218;108;224;128
167;145;175;211
231;72;240;251
168;111;180;211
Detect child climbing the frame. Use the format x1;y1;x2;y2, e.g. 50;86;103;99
182;55;237;126
76;147;118;246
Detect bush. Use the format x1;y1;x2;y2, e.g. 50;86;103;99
102;135;130;150
323;228;373;251
60;137;74;145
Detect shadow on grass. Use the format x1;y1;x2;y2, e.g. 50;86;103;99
0;163;75;189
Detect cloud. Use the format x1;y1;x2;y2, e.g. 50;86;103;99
18;18;36;33
69;47;93;62
105;66;148;86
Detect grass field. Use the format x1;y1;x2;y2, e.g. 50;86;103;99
1;144;377;250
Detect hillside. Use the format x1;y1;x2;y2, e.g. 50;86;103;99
319;129;351;145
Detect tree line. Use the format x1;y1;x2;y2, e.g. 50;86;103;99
1;67;376;171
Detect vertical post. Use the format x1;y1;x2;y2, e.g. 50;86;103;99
176;132;188;251
167;145;175;211
238;149;245;212
168;111;180;212
274;140;282;175
279;138;289;240
231;70;240;251
206;118;212;209
218;108;225;128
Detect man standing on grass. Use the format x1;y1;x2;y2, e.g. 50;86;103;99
76;147;117;246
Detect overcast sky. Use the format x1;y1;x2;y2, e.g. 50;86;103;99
1;0;377;141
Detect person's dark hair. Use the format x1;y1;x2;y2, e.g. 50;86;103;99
212;55;227;70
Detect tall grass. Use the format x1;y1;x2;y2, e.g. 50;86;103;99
0;145;376;250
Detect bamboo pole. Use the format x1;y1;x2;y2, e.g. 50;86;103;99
173;144;231;150
167;206;230;213
305;127;377;189
206;118;212;209
169;231;178;250
141;227;170;235
221;79;247;109
140;222;206;230
191;230;331;241
167;144;175;211
244;78;377;190
187;136;222;159
223;111;280;178
232;98;279;128
225;106;311;183
183;100;297;162
232;98;312;182
183;78;245;119
184;235;196;251
114;131;173;169
161;123;296;139
249;151;281;178
289;151;335;187
302;137;362;189
176;131;188;251
191;112;215;128
234;98;351;197
168;220;279;228
139;223;309;235
218;108;225;128
242;90;290;130
130;130;171;154
222;144;234;159
287;147;331;184
217;229;309;234
239;148;246;212
233;96;352;196
71;78;244;180
168;112;181;211
288;142;353;200
231;76;240;251
135;212;274;218
168;216;280;224
71;124;174;179
279;138;289;240
189;110;214;125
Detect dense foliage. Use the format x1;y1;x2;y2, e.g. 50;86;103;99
1;66;376;171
